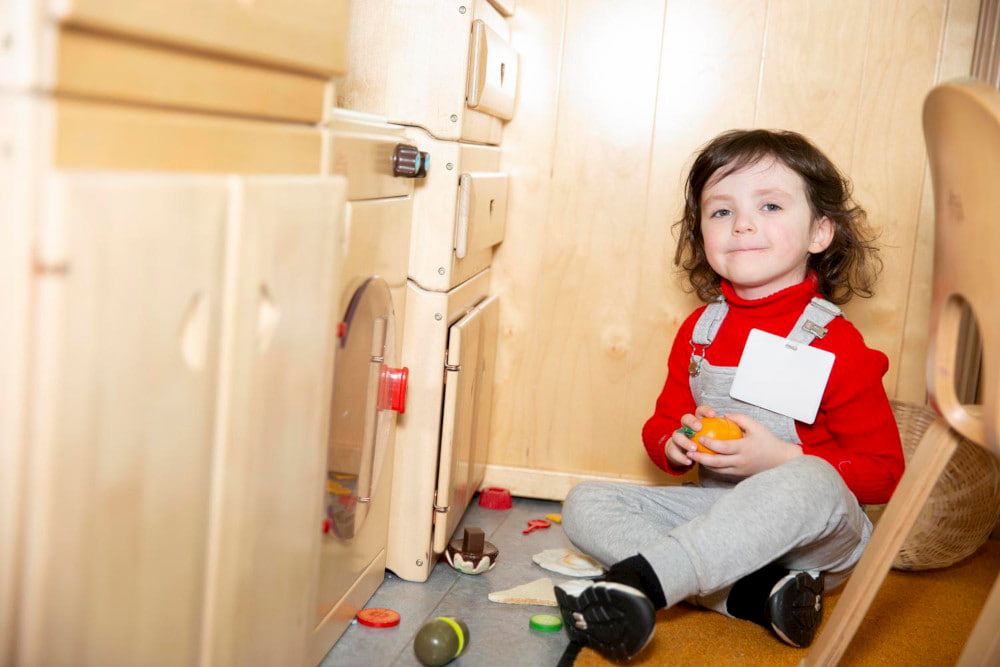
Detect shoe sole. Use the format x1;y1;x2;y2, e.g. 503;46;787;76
555;580;656;662
767;571;824;648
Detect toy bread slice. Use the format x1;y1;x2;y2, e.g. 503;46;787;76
488;577;557;606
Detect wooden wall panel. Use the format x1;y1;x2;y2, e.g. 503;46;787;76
488;0;979;495
755;0;871;169
490;0;666;476
490;1;566;470
847;0;956;397
626;0;769;481
897;0;982;402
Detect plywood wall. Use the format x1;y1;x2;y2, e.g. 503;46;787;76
486;0;980;497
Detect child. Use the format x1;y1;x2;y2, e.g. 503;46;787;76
555;129;905;662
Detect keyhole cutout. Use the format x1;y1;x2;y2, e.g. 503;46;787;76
257;283;281;353
500;62;506;87
179;292;209;370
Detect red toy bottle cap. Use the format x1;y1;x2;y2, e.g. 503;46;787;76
357;607;401;628
478;487;513;510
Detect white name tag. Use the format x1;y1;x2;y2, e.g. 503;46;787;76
729;329;834;424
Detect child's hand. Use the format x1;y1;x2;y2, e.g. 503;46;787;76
688;412;802;476
665;406;719;467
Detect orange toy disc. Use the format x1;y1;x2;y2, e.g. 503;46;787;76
357;607;401;628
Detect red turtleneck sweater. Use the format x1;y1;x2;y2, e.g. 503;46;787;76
642;275;904;505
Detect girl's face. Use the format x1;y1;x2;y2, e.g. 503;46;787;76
699;158;833;300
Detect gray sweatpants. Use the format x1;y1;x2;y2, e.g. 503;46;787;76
561;455;872;615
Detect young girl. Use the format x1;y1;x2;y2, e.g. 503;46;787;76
555;129;905;661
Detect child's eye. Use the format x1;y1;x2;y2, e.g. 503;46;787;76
762;203;782;212
709;208;731;218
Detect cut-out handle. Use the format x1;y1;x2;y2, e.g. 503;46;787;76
179;292;209;370
929;294;986;444
257;283;281;354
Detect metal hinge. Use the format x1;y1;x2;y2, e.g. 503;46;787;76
433;491;449;513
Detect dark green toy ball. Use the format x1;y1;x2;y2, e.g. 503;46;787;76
413;616;470;666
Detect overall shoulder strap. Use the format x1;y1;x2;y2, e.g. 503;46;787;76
691;296;728;346
787;297;842;345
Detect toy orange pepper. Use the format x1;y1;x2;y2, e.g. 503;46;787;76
679;417;742;454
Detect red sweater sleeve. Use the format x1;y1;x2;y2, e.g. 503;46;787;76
800;322;904;504
642;309;702;473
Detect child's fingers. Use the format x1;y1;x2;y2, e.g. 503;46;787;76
698;437;738;455
673;428;698;452
694;405;718;419
722;412;753;432
666;437;694;466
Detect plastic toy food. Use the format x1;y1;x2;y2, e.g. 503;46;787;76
681;417;742;454
444;527;498;574
356;607;401;628
529;614;563;632
413;616;470;666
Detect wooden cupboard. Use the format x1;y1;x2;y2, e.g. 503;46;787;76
2;4;342;123
47;0;349;76
3;49;348;662
404;128;507;292
312;111;416;658
12;170;346;667
339;0;518;145
200;178;345;667
17;173;231;667
388;272;499;582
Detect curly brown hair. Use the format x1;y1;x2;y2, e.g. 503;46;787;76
673;129;881;305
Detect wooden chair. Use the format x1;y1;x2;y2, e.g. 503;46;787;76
802;78;1000;666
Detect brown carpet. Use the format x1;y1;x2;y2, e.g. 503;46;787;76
576;539;1000;666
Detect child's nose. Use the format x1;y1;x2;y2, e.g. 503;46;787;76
733;212;756;234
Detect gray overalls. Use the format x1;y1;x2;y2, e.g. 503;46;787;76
562;298;874;614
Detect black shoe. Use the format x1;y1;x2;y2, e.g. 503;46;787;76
554;579;656;662
766;570;824;648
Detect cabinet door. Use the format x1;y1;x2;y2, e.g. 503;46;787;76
202;176;345;666
432;295;499;554
53;0;349;75
313;274;400;658
18;172;229;667
341;0;514;144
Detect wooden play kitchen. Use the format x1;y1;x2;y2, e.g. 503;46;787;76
4;1;1000;666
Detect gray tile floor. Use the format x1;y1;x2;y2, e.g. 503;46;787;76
319;496;582;667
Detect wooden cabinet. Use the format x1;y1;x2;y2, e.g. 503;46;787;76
387;272;499;582
10;171;346;666
51;0;350;76
405;128;507;292
1;6;337;123
201;177;345;667
17;173;231;667
313;111;415;659
51;98;324;174
4;2;365;665
340;0;518;145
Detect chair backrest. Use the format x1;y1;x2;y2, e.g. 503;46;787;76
923;79;1000;456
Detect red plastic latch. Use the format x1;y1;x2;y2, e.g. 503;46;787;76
378;366;409;414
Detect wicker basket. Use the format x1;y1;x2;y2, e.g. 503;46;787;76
864;400;1000;571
